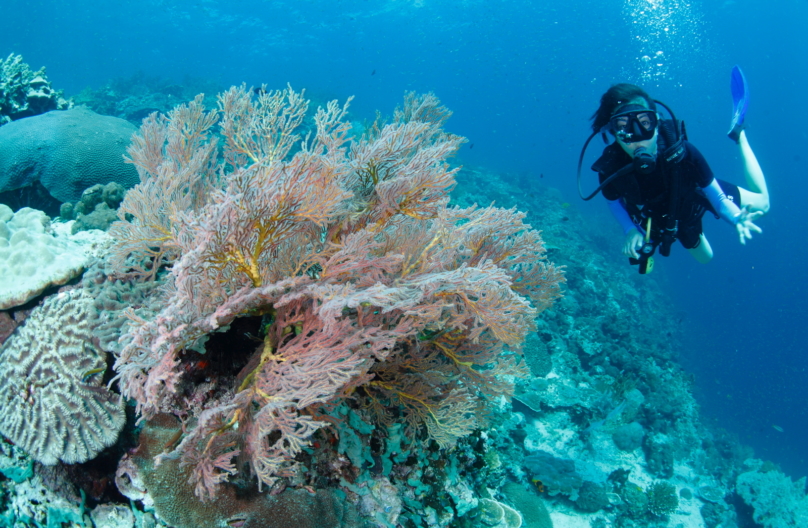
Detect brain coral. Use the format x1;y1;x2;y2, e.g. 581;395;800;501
0;107;138;202
0;289;125;465
0;205;88;310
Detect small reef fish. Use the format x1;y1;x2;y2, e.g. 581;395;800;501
81;367;106;383
772;425;784;433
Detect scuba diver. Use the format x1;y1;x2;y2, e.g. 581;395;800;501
577;66;769;273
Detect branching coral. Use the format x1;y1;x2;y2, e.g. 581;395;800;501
0;53;71;125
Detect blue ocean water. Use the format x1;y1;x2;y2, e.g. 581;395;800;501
2;0;805;488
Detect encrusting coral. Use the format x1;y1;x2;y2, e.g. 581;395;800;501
736;459;808;528
109;85;564;500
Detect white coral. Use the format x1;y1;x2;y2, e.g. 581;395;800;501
0;205;88;309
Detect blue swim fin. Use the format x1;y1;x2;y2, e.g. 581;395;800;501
728;65;748;142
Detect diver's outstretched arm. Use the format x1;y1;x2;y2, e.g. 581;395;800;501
702;178;763;245
737;130;770;214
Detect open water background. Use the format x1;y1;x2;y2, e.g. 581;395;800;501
2;0;806;479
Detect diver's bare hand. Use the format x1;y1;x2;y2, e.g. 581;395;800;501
735;205;763;245
623;228;645;258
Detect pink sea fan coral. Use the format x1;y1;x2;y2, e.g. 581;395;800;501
111;86;564;499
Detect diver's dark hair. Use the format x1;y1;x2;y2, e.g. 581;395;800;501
590;83;657;133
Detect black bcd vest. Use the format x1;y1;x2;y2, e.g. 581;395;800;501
592;120;713;235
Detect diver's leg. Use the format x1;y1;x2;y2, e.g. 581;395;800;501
688;234;713;264
737;130;770;213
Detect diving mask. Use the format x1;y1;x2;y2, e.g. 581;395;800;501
609;104;658;143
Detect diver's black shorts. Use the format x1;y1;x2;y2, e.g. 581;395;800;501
678;179;741;249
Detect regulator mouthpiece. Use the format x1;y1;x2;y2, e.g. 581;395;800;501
633;147;656;174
